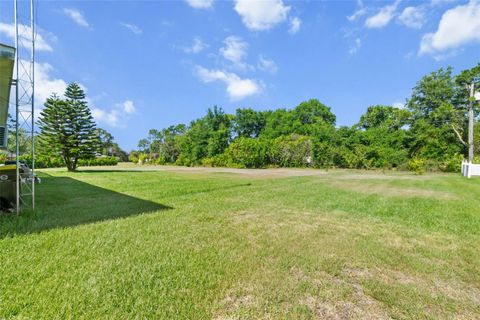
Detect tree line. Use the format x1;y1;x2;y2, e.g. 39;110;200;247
132;63;480;172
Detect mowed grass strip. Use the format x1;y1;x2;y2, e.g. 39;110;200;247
0;166;479;319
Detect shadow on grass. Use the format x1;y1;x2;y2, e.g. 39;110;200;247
0;173;172;238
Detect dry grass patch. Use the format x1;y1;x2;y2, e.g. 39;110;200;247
328;180;457;200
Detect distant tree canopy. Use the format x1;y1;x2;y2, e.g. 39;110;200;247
96;128;128;161
134;63;480;172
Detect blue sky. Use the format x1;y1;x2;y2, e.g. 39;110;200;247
1;0;480;151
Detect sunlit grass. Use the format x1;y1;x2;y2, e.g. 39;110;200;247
0;165;479;318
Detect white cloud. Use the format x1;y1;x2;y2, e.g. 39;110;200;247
14;58;135;128
195;66;262;100
258;55;278;74
184;37;208;54
92;99;137;127
365;0;401;29
121;23;142;35
0;22;54;52
392;101;405;109
122;100;136;114
9;60;67;120
348;8;367;21
398;6;425;29
220;36;248;66
349;38;362;55
186;0;214;9
234;0;290;31
33;62;68;106
420;0;480;55
92;108;120;127
347;0;367;21
63;8;91;29
289;17;301;34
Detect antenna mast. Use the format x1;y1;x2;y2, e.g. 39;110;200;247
13;0;36;214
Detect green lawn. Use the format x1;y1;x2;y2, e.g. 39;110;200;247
1;165;479;319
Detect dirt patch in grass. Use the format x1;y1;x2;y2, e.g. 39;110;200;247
213;287;257;320
343;266;480;315
293;267;390;320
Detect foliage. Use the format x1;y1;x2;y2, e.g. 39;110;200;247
37;83;100;172
78;156;119;167
132;63;480;172
19;154;64;169
408;158;426;175
128;151;140;164
223;137;269;168
16;154;118;169
234;108;266;138
269;134;313;167
96;128;128;161
0;152;7;164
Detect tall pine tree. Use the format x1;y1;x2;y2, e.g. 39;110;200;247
38;83;99;171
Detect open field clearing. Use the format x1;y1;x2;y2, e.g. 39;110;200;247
1;164;479;319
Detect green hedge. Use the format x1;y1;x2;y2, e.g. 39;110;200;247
14;155;118;168
78;157;118;167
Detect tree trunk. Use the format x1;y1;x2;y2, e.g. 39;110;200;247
72;158;78;172
64;155;76;172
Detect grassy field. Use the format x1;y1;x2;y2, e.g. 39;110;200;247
1;164;479;319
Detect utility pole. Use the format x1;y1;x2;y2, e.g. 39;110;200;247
468;81;475;163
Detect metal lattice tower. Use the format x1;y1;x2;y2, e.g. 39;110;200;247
13;0;35;214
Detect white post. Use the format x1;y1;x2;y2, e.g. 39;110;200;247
468;82;475;163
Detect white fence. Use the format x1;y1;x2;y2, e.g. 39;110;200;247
461;161;480;178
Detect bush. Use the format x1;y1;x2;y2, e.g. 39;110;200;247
138;153;148;165
439;154;463;172
18;155;64;169
14;155;117;168
0;153;7;164
154;155;167;165
269;135;313;167
78;156;118;167
129;151;140;164
408;158;425;175
175;153;192;166
223;137;269;168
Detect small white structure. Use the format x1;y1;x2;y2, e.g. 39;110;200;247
461;161;480;178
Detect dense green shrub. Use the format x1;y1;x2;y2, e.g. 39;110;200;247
78;157;118;167
439;154;463;172
0;153;7;164
269;135;313;167
128;151;140;164
12;155;117;168
223;138;269;168
138;154;148;164
175;153;192;166
408;158;426;175
18;155;64;169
